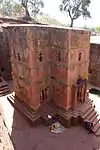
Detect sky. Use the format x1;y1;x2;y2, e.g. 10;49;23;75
41;0;100;27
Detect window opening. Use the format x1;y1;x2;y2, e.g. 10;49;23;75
39;53;43;62
51;76;55;79
78;52;81;61
40;87;48;104
57;52;61;61
18;53;21;61
89;69;92;74
1;68;4;72
58;52;60;61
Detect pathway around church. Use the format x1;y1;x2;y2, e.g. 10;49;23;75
0;95;100;150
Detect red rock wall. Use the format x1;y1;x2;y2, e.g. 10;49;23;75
0;28;12;80
89;43;100;87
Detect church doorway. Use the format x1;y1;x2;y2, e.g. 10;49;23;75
40;87;48;104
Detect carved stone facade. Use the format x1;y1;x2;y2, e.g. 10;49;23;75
5;25;90;111
0;18;42;81
89;43;100;87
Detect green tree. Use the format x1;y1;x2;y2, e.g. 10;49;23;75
20;0;44;20
39;13;62;25
0;1;13;17
95;26;100;32
0;0;23;17
12;2;24;17
60;0;91;27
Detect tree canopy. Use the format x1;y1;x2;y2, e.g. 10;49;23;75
0;1;23;17
0;0;44;20
60;0;91;27
20;0;44;20
95;26;100;33
38;13;63;25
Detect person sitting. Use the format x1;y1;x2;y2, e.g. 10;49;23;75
84;121;93;134
49;124;55;131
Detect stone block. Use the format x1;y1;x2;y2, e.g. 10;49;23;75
58;115;71;128
71;116;79;126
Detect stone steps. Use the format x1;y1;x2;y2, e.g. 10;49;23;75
0;77;10;96
57;109;72;120
12;95;40;118
86;99;94;107
6;93;100;137
90;114;99;123
0;84;8;89
95;128;100;136
84;110;97;121
10;95;39;117
7;95;57;126
8;96;35;119
93;119;100;133
0;86;9;91
82;107;94;119
8;97;34;122
0;88;10;94
13;95;39;115
83;108;100;134
40;104;57;121
7;95;41;123
53;104;69;117
78;104;92;115
80;101;100;136
86;100;100;136
72;110;79;118
93;115;100;136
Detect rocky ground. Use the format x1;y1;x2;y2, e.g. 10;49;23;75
0;105;14;150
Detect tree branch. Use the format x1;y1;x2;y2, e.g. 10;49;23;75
68;9;72;19
73;2;82;19
30;0;35;6
21;0;28;7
